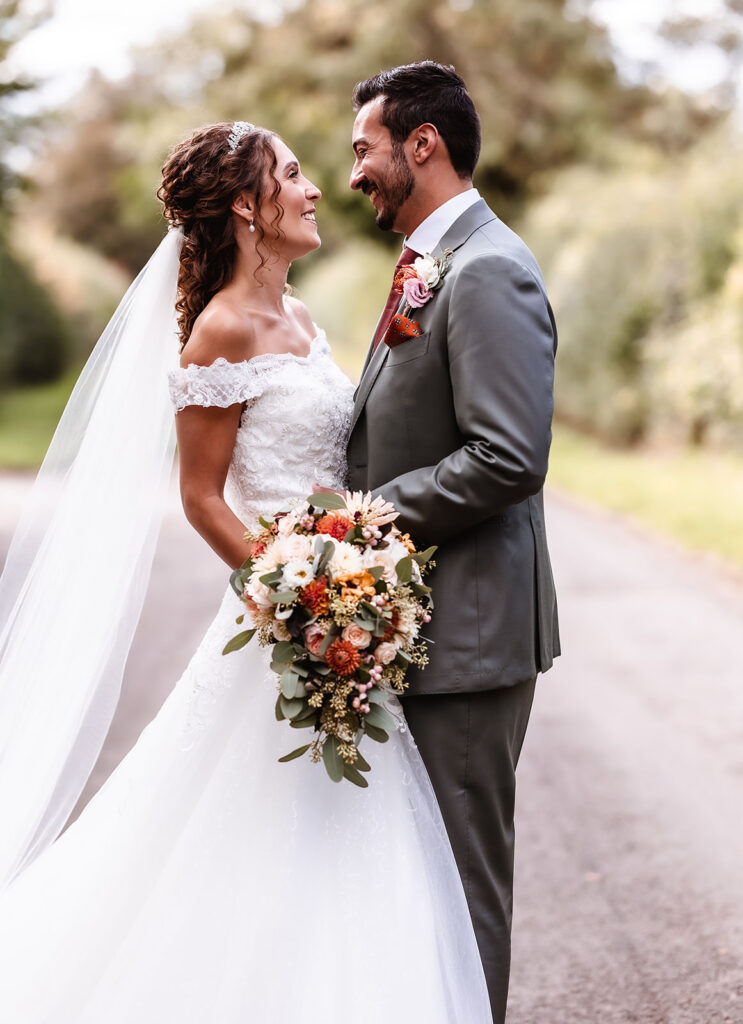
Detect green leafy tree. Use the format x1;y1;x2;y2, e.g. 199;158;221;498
30;0;723;271
0;1;72;387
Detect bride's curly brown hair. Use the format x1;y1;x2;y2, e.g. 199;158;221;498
157;122;285;350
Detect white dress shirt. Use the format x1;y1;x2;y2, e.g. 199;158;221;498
405;188;481;256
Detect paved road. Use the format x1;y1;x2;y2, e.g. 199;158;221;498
2;474;742;1021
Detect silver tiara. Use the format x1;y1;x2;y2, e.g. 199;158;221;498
227;121;255;152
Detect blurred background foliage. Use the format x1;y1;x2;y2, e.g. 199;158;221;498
2;0;743;498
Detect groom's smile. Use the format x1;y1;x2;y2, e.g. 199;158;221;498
350;97;416;233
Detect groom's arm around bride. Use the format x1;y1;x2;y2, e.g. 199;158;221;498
346;62;560;1024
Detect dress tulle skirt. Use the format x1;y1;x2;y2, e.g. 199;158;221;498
0;584;492;1023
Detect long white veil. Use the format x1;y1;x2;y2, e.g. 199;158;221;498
0;227;183;890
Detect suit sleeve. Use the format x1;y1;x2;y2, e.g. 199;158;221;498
371;253;556;545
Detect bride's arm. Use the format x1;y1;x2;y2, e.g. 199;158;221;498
174;310;257;569
175;404;253;569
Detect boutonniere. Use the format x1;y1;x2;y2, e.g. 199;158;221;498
384;249;454;348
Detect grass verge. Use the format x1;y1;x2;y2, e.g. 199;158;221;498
549;424;743;570
0;369;79;470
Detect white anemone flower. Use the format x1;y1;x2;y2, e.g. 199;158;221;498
282;558;315;590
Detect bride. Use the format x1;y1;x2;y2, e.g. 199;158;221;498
0;121;492;1023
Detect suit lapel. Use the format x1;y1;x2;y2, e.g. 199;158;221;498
350;200;499;433
350;324;393;433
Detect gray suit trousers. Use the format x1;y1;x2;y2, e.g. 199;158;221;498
400;677;536;1024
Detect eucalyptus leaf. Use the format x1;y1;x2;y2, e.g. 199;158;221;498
272;641;295;664
279;695;305;720
259;569;283;586
221;628;256;655
280;670;301;698
366;565;385;581
366;688;387;706
411;545;438;565
343;764;369;788
354;750;372;773
363;723;389;743
270;590;298;605
395;556;413;584
359;601;382;621
314;543;335;576
365;704;397;733
290;716;317;729
278;744;311;763
275;696;285;722
353;617;376;632
258;516;274;531
322;735;344;782
308;491;348;511
229;567;245;598
410;581;432;597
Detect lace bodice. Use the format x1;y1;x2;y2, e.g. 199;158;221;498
167;329;355;525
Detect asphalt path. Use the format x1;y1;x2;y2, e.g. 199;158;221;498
1;472;742;1022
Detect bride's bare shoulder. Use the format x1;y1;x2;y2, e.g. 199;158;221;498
179;300;257;369
284;295;316;338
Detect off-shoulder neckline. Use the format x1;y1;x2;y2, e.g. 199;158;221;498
175;327;326;374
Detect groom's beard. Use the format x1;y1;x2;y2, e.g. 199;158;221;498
371;144;415;232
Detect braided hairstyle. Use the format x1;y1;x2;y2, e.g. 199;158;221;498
158;122;285;350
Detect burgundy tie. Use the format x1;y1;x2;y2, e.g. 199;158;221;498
372;246;418;352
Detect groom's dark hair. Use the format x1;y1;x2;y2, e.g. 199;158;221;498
352;62;481;179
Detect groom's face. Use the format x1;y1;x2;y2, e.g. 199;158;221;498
350;98;415;233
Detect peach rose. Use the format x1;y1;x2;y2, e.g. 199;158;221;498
342;624;372;649
304;622;327;656
374;641;397;665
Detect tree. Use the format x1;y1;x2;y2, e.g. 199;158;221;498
0;0;49;212
29;0;723;271
0;1;71;387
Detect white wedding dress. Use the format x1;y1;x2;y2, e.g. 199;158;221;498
0;329;492;1023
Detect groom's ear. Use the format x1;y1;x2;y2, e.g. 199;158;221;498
409;123;439;167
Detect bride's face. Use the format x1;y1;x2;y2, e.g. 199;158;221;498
257;137;322;261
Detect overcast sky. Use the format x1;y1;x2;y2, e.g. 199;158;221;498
9;0;730;111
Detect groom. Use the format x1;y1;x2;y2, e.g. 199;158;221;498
346;62;560;1022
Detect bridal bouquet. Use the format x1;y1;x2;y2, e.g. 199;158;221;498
222;492;436;787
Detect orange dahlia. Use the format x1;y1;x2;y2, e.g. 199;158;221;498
299;575;330;615
337;570;377;604
325;638;362;677
315;514;353;542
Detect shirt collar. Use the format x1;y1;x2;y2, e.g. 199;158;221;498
405;188;481;256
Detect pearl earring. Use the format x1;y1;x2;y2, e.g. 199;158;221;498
249;221;256;233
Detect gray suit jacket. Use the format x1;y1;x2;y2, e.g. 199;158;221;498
347;199;560;694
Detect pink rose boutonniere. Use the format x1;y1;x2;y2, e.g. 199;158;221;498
385;249;454;348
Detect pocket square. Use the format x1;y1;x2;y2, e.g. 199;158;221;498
383;315;423;348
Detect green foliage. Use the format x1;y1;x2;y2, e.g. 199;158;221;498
9;215;130;363
27;0;718;272
0;0;50;210
521;125;743;447
0;365;78;468
0;236;71;386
